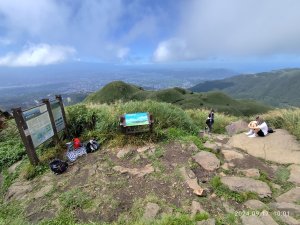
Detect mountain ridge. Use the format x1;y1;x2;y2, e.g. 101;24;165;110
190;68;300;107
84;81;271;116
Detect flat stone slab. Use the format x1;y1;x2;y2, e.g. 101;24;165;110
222;150;244;161
113;164;154;177
276;187;300;203
116;147;134;158
137;144;155;153
288;164;300;185
228;129;300;164
221;176;272;198
269;202;300;217
192;151;220;171
241;215;265;225
244;199;267;210
241;212;279;225
5;181;33;201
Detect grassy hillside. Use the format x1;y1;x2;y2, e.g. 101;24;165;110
190;68;300;107
85;81;142;104
0;101;236;172
1;101;300;225
85;81;271;116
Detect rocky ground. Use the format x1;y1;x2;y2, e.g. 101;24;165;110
2;121;300;225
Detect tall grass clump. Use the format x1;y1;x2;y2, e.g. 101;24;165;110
186;109;237;133
261;108;300;139
117;101;198;133
0;120;25;171
67;101;199;135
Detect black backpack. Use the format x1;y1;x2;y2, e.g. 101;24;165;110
268;128;274;133
85;139;100;153
50;159;68;174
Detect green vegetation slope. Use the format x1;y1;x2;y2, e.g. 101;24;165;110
190;68;300;107
85;81;271;116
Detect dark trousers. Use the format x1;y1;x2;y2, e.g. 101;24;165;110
257;129;265;137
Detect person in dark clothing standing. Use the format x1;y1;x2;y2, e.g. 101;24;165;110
205;109;214;133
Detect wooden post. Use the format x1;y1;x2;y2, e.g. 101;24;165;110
42;98;59;144
12;108;40;165
55;95;69;137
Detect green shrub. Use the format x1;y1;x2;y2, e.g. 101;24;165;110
0;120;25;171
0;201;28;225
66;104;97;137
22;163;48;180
262;108;300;139
67;101;199;147
186;109;237;134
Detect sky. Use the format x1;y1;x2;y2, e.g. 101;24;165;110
0;0;300;71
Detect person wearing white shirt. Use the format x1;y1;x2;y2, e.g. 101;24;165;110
247;117;268;137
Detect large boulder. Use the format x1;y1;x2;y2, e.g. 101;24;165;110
220;176;272;198
276;187;300;203
192;151;220;171
228;129;300;164
222;150;244;161
226;120;249;136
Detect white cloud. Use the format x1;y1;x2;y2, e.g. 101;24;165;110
154;0;300;62
0;0;163;63
0;44;76;67
117;48;130;60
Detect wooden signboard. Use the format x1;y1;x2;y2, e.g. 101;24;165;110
12;95;67;165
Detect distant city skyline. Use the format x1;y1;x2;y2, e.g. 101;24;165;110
0;0;300;72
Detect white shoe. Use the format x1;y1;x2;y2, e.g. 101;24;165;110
248;133;256;138
245;130;253;135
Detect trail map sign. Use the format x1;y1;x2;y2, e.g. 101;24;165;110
120;112;154;134
12;95;68;165
124;112;150;126
51;100;65;132
23;104;54;147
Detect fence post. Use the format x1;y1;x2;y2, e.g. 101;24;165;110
55;95;69;137
12;108;40;165
42;98;60;145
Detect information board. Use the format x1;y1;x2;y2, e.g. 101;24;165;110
23;104;54;147
124;112;150;126
51;100;65;132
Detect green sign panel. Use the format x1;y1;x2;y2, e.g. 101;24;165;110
125;112;150;127
23;104;54;147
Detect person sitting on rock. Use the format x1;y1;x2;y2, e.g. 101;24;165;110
246;117;269;138
245;116;260;136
